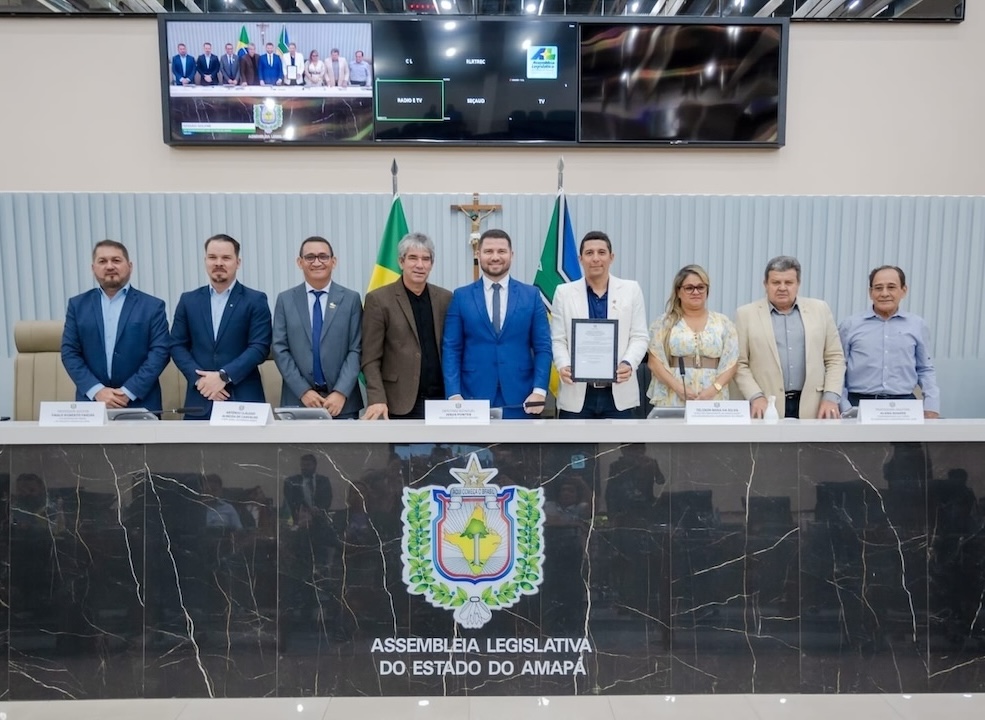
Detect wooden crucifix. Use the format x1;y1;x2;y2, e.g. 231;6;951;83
451;193;502;281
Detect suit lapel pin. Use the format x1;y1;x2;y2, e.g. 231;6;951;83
329;302;337;309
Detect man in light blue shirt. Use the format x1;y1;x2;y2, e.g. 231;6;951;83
839;265;940;418
61;240;171;411
349;50;371;86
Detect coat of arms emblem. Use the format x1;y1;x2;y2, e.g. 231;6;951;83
253;102;283;134
401;453;545;629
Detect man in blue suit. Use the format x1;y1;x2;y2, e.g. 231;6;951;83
170;234;272;418
442;229;552;419
258;43;283;86
61;240;171;412
172;43;196;86
196;42;221;86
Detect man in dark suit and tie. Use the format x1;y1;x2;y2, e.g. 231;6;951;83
258;42;283;86
171;43;196;86
61;240;171;412
282;454;334;526
442;229;552;419
272;237;363;419
362;233;452;420
196;42;220;86
170;234;272;417
220;43;239;85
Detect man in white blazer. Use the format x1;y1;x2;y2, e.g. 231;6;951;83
735;255;845;420
551;231;649;418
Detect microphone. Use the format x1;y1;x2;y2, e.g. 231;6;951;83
678;356;687;408
490;401;547;420
108;407;209;421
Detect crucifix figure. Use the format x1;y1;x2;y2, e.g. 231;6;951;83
451;193;502;281
256;22;269;47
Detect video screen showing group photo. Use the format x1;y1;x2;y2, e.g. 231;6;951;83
161;19;374;145
579;22;786;146
372;19;578;143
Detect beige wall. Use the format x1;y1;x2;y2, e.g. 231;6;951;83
1;14;982;195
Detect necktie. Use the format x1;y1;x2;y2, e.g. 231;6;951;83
492;283;502;334
311;290;326;386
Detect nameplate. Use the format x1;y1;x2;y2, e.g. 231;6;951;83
210;402;274;426
685;400;751;425
425;400;490;425
39;401;106;426
858;399;924;424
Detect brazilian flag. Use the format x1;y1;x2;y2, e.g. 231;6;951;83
236;26;249;58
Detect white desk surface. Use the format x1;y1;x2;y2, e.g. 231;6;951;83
1;419;983;445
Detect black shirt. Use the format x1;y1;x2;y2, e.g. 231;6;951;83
405;283;444;399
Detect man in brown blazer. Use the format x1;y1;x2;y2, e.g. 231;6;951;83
362;233;452;420
735;255;846;420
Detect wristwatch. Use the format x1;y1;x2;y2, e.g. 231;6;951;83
218;369;231;385
713;382;724;393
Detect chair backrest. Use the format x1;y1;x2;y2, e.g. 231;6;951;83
13;320;284;420
14;321;76;421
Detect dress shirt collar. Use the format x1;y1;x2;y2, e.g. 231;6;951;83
305;280;332;295
482;274;510;292
768;298;800;315
864;306;906;321
209;279;237;297
99;283;130;302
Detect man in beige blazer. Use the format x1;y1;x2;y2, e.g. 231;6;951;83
325;48;350;88
735;255;845;419
551;231;649;418
362;233;452;419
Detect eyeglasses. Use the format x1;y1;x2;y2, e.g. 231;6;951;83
681;284;708;294
301;254;333;264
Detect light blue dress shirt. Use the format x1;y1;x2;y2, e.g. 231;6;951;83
210;280;237;340
305;281;332;325
839;308;940;413
86;285;136;401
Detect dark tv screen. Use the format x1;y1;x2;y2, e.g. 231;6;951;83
580;21;787;146
372;19;578;143
161;18;374;145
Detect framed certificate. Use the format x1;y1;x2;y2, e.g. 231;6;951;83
570;318;618;383
287;65;298;81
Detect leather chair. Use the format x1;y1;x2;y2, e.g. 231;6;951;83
13;320;284;420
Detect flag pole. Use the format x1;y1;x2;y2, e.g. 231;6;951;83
557;157;565;256
391;159;398;197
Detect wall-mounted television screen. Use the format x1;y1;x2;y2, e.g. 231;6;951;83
371;19;578;143
160;18;374;145
579;20;787;146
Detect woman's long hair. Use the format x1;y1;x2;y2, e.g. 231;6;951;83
661;264;711;362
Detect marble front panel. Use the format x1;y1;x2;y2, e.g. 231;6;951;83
0;440;982;698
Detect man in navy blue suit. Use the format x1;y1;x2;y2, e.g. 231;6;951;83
258;43;283;86
196;42;221;86
170;234;272;418
61;240;171;412
171;43;196;86
442;229;552;419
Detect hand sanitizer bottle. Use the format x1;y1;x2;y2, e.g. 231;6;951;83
764;395;780;423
